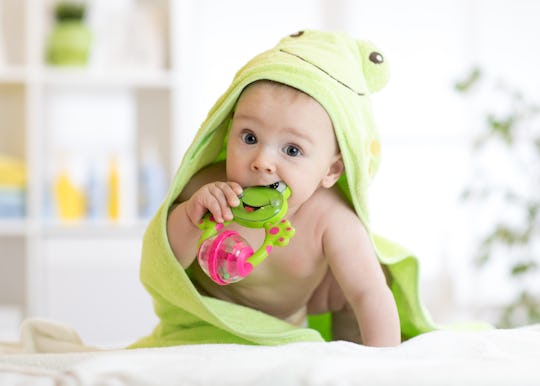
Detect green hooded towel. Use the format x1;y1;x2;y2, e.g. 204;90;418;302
130;30;443;348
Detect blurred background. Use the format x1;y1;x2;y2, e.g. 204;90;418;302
0;0;539;347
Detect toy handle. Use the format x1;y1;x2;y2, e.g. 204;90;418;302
246;219;295;266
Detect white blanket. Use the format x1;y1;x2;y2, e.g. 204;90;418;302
1;321;539;386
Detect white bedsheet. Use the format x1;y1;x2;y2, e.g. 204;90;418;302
1;325;539;386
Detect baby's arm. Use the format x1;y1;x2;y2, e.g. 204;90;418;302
323;207;401;347
167;166;242;268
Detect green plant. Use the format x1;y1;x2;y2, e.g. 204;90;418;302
456;68;540;328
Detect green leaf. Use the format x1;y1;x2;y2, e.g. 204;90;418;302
474;251;491;266
511;261;538;276
455;68;482;92
486;114;515;144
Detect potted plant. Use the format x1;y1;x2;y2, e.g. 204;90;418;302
456;68;540;327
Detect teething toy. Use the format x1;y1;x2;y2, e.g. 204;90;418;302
197;183;295;285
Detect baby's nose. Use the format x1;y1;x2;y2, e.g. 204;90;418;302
251;151;276;174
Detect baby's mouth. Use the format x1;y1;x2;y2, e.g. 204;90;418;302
238;181;286;198
266;181;287;193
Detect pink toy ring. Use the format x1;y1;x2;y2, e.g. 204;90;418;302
198;231;254;285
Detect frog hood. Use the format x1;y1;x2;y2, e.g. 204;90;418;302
174;29;388;229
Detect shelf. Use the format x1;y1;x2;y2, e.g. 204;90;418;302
0;67;178;88
0;219;28;236
0;67;28;83
40;67;178;88
41;220;148;238
0;218;150;238
0;0;180;342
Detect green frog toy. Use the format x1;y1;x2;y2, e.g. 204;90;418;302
197;183;295;285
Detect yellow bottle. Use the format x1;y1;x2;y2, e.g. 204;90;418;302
54;168;86;221
107;157;120;221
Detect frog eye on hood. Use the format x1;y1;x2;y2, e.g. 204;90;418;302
357;41;389;94
369;51;384;64
290;31;304;38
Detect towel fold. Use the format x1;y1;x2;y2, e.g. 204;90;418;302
0;318;99;354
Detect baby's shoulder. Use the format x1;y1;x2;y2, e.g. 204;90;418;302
310;189;371;255
312;186;354;212
302;187;359;225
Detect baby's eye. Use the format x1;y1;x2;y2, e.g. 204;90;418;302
283;144;301;157
241;132;257;145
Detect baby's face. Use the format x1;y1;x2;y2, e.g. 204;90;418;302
226;82;343;211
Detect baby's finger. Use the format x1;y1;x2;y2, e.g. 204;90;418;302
227;181;244;197
207;183;235;222
223;184;242;208
204;195;226;223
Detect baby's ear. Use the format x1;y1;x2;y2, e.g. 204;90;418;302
322;154;344;188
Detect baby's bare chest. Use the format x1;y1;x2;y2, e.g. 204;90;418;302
227;217;325;279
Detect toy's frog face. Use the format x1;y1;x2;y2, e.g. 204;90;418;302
231;183;291;228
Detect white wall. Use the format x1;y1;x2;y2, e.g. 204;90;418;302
176;0;328;157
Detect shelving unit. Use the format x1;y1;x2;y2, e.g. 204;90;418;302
0;0;187;345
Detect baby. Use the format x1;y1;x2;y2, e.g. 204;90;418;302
167;79;400;347
131;30;432;350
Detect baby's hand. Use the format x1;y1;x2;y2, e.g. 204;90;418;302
185;181;243;225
